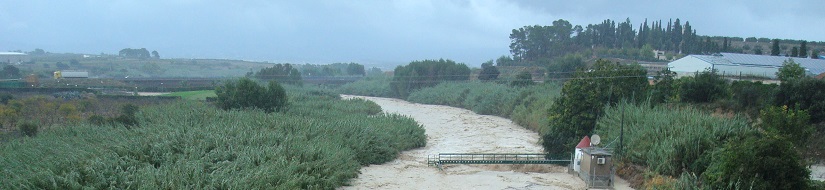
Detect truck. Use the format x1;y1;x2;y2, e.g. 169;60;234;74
54;70;89;79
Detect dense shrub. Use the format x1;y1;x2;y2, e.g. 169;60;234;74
0;87;426;189
19;122;38;137
390;59;470;98
406;81;517;116
248;63;302;85
215;78;287;113
595;102;753;176
0;93;13;104
404;81;561;132
510;71;535;87
338;76;392;97
544;60;648;154
703;135;810;190
678;70;729;103
775;77;825;123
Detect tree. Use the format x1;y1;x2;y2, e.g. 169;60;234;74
759;105;812;147
799;41;808;58
776;58;805;82
753;45;763;55
345;63;365;76
251;63;302;85
30;48;46;55
775;78;825;123
678;69;729;103
119;48;151;59
495;55;515;66
1;65;21;79
812;50;820;59
151;50;160;59
215;78;288;113
478;60;499;81
543;60;647;154
771;39;781;56
790;47;799;57
650;67;677;104
390;59;470;98
546;54;584;80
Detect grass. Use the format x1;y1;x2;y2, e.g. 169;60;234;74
0;87;426;189
161;90;216;100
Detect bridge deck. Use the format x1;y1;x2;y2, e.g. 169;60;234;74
428;153;570;167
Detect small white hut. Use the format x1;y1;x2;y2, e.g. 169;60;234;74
573;136;590;174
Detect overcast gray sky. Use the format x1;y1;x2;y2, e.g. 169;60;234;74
2;0;823;67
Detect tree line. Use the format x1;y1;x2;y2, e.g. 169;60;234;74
118;48;159;59
390;59;470;98
508;18;823;66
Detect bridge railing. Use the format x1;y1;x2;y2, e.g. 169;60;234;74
428;153;571;167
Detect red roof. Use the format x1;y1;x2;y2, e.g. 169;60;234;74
576;136;591;148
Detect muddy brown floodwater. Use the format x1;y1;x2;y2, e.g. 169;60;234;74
339;95;633;190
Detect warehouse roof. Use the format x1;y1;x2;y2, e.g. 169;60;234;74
692;53;825;75
0;52;27;55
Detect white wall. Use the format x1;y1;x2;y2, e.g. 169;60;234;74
668;56;712;78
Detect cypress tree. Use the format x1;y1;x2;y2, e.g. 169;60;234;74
799;41;808;58
771;39;781;56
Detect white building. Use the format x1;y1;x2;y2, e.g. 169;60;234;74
668;53;825;79
0;52;30;64
573;136;591;174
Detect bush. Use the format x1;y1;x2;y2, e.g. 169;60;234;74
390;59;470;98
215;78;288;112
0;93;13;104
19;122;38;137
678;70;729;103
703;135;810;190
510;71;534;87
338;76;392;97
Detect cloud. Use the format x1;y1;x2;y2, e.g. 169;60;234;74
1;0;822;67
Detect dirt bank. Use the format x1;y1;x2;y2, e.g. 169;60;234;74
339;95;632;190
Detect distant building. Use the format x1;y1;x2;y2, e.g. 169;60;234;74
0;52;30;64
668;53;825;79
54;70;89;79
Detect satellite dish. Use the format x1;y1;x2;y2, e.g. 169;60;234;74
591;134;601;146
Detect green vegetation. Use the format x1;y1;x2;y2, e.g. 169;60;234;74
596;102;753;176
596;102;816;189
0;87;426;189
543;60;647;155
338;76;393;97
248;63;302;85
215;78;288;113
775;77;825;123
369;81;561;133
407;81;518;116
678;69;729;103
390;59;470;98
162;90;216;100
1;65;22;79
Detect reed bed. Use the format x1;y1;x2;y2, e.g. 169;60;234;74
0;87;426;189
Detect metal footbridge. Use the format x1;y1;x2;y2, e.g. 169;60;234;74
427;153;571;168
